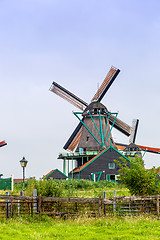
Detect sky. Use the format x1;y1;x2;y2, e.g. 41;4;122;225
0;0;160;179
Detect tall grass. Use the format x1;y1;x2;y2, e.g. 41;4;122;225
13;179;130;198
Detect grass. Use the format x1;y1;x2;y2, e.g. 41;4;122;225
0;215;159;240
73;187;129;198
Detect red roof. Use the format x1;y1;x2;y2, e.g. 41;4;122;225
14;179;29;183
44;169;55;178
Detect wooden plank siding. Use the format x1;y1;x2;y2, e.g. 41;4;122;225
72;147;130;180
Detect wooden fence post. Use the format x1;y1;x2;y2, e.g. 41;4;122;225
156;195;159;219
10;196;13;218
38;196;42;214
103;191;106;216
113;190;116;214
5;192;10;218
98;195;102;217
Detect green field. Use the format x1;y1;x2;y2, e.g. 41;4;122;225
0;215;159;240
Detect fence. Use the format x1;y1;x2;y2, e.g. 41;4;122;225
0;177;13;191
0;194;159;218
110;195;160;216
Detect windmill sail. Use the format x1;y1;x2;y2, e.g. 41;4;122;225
92;66;120;102
0;140;7;148
109;115;131;136
63;121;83;150
50;82;88;110
129;119;139;143
65;127;82;151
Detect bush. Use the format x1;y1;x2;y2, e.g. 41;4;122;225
33;179;64;197
115;155;160;195
14;179;121;197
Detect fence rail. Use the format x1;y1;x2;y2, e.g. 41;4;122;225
0;194;159;218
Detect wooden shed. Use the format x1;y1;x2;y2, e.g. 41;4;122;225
70;146;130;182
44;169;68;180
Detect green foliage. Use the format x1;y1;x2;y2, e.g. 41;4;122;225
115;155;160;195
14;178;122;197
26;178;64;197
13;181;29;193
61;179;116;190
30;179;117;197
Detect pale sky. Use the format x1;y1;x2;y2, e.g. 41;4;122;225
0;0;160;179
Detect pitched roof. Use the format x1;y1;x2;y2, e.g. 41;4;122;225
124;143;142;151
44;169;68;178
72;146;129;173
44;169;55;178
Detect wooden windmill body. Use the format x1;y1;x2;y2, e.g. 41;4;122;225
75;101;117;152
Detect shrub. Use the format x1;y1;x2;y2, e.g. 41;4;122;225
115;155;160;195
14;178;120;197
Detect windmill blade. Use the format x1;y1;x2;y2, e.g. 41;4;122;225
129;119;139;144
50;81;88;110
92;66;120;102
0;140;7;148
63;121;83;150
116;143;160;154
137;145;160;154
109;115;131;136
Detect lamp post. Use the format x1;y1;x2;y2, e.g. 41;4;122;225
19;157;28;191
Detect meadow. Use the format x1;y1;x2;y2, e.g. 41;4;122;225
0;215;160;240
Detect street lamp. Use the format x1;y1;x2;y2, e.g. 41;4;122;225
19;157;28;191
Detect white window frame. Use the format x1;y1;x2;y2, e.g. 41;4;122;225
108;162;115;169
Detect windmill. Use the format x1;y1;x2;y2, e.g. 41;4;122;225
49;65;160;180
50;66;137;151
49;66;139;175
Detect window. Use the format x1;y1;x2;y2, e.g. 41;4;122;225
106;175;115;182
108;162;115;169
110;175;115;180
101;108;105;114
86;136;89;141
79;148;84;154
94;108;97;114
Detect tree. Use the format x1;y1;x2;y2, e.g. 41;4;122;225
115;155;160;196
